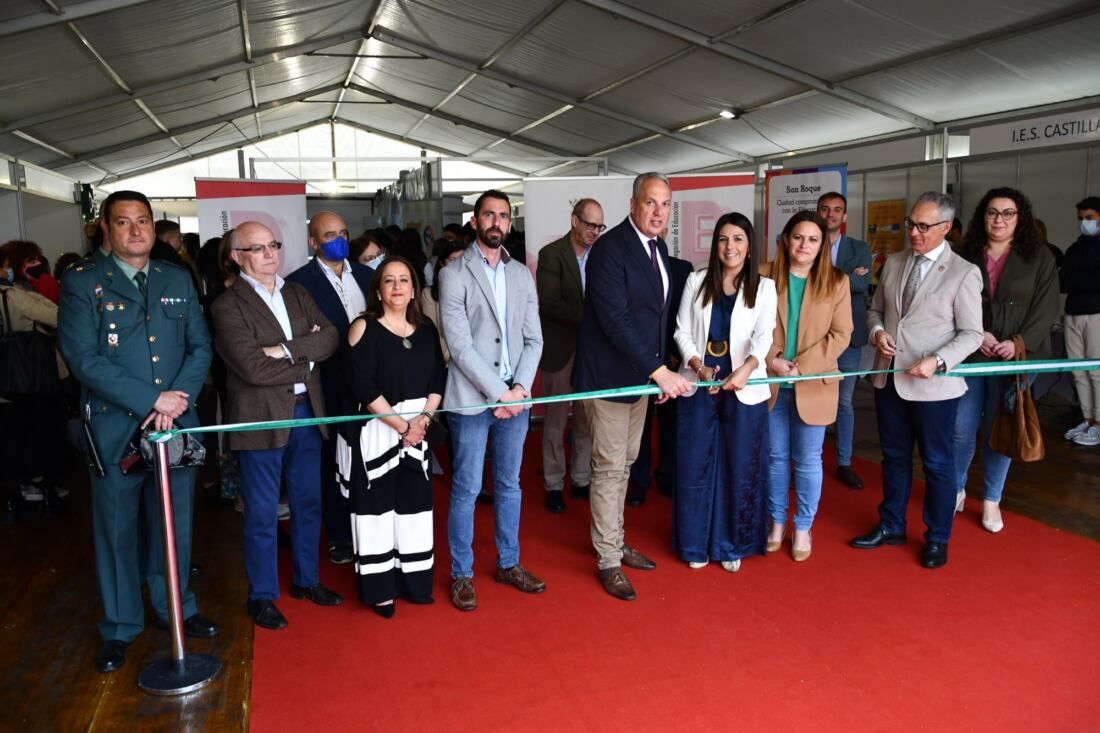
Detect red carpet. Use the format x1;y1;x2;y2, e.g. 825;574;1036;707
251;435;1100;732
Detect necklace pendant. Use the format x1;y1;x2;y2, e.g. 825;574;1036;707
402;337;413;350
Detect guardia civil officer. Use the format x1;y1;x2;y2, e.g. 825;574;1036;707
58;190;217;673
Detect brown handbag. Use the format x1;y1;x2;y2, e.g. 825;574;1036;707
988;335;1044;462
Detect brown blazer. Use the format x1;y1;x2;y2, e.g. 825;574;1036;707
211;276;338;451
762;263;853;426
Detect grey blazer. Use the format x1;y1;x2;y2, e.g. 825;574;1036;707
439;243;544;416
835;235;872;347
867;245;983;402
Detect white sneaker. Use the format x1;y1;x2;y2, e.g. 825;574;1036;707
688;560;709;569
955;490;966;513
1065;420;1091;440
20;484;44;502
1073;425;1100;446
721;560;741;573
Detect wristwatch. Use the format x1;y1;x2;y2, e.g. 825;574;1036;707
935;354;946;373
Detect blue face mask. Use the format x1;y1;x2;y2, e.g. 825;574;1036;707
1081;220;1100;237
319;235;349;261
364;254;384;270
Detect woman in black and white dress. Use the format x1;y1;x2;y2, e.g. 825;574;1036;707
341;257;445;617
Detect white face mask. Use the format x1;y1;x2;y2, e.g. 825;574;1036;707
364;254;384;270
1081;219;1100;237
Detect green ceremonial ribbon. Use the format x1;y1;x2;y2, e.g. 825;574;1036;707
147;358;1100;443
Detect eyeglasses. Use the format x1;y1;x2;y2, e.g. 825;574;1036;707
904;217;949;234
233;241;283;254
984;209;1018;221
575;217;607;233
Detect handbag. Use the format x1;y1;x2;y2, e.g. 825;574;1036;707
0;288;62;398
119;422;207;475
988;335;1044;462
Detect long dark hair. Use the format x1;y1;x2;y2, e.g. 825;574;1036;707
366;256;423;325
962;186;1041;263
770;211;842;301
431;238;467;302
697;212;760;308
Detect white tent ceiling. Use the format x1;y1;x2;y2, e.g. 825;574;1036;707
1;0;1098;186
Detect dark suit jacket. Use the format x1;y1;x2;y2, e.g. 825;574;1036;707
537;234;585;372
665;256;693;365
211;276;338;451
285;257;373;414
834;235;872;347
573;217;673;402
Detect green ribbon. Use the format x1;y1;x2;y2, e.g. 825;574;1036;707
147;358;1100;443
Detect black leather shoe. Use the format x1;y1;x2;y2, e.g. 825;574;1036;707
626;481;647;507
290;583;343;606
835;465;864;490
190;563;202;577
476;491;495;505
329;543;354;565
156;613;220;638
850;525;907;549
248;599;288;630
920;542;948;569
95;640;129;673
544;491;565;513
569;483;590;500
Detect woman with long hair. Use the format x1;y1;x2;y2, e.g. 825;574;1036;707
952;187;1059;532
673;212;776;571
341;257;445;616
763;211;853;562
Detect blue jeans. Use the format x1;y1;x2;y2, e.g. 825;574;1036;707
767;389;826;531
448;408;529;579
953;375;1013;502
836;346;862;467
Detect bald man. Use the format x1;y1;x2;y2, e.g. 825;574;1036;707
286;211;374;564
212;221;342;628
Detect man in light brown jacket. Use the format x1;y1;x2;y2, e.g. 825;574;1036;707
212;222;343;630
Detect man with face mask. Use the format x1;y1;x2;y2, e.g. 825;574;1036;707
1060;196;1100;446
286;211;373;564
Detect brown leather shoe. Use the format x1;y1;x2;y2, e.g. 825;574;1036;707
621;544;656;570
599;566;636;601
450;577;477;611
494;564;546;594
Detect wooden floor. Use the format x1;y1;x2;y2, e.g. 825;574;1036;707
2;382;1098;732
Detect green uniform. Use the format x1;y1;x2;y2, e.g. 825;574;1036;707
58;253;212;642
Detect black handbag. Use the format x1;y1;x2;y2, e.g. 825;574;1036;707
0;287;62;399
119;423;207;475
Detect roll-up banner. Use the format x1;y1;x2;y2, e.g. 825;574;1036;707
764;165;847;260
523;173;755;273
196;178;309;277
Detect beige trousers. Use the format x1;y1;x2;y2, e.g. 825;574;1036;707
587;396;648;570
540;357;592;493
1065;313;1100;421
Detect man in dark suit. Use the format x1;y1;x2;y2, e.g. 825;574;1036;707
573;173;692;601
58;190;217;673
212;222;343;629
627;251;692;506
537;198;602;513
286;210;373;564
817;192;873;489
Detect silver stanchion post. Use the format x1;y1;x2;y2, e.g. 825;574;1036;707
138;438;221;695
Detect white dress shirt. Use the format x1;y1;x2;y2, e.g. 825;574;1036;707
318;258;367;323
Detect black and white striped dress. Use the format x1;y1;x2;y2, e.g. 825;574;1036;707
338;318;445;606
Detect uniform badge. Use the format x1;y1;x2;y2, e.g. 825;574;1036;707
107;333;119;347
161;296;187;305
106;302;115;311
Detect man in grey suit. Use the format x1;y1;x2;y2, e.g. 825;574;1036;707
817;192;873;489
850;192;982;569
439;189;546;611
537;198;603;513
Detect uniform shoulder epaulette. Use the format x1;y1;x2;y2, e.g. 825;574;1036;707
67;256;98;274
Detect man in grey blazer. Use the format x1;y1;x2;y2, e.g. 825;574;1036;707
537;198;603;513
439;190;546;611
850;192;982;569
817;192;873;489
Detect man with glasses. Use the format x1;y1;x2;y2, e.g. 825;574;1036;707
850;192;982;569
537;198;603;513
212;222;343;629
287;211;372;564
58;190;216;673
816;192;873;490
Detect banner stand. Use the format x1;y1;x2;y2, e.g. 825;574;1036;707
138;440;220;696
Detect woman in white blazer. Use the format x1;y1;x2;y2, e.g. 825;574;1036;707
673;212;777;572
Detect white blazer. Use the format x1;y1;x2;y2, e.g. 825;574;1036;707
674;270;777;405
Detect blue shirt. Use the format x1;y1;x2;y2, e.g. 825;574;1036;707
477;242;513;381
830;235;842;266
576;246;592;293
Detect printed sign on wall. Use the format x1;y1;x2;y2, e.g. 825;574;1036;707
764;166;847;260
196;178;308;277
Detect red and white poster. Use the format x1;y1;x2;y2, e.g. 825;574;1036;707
196;178;309;276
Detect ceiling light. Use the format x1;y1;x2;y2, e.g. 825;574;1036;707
719;110;737;120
